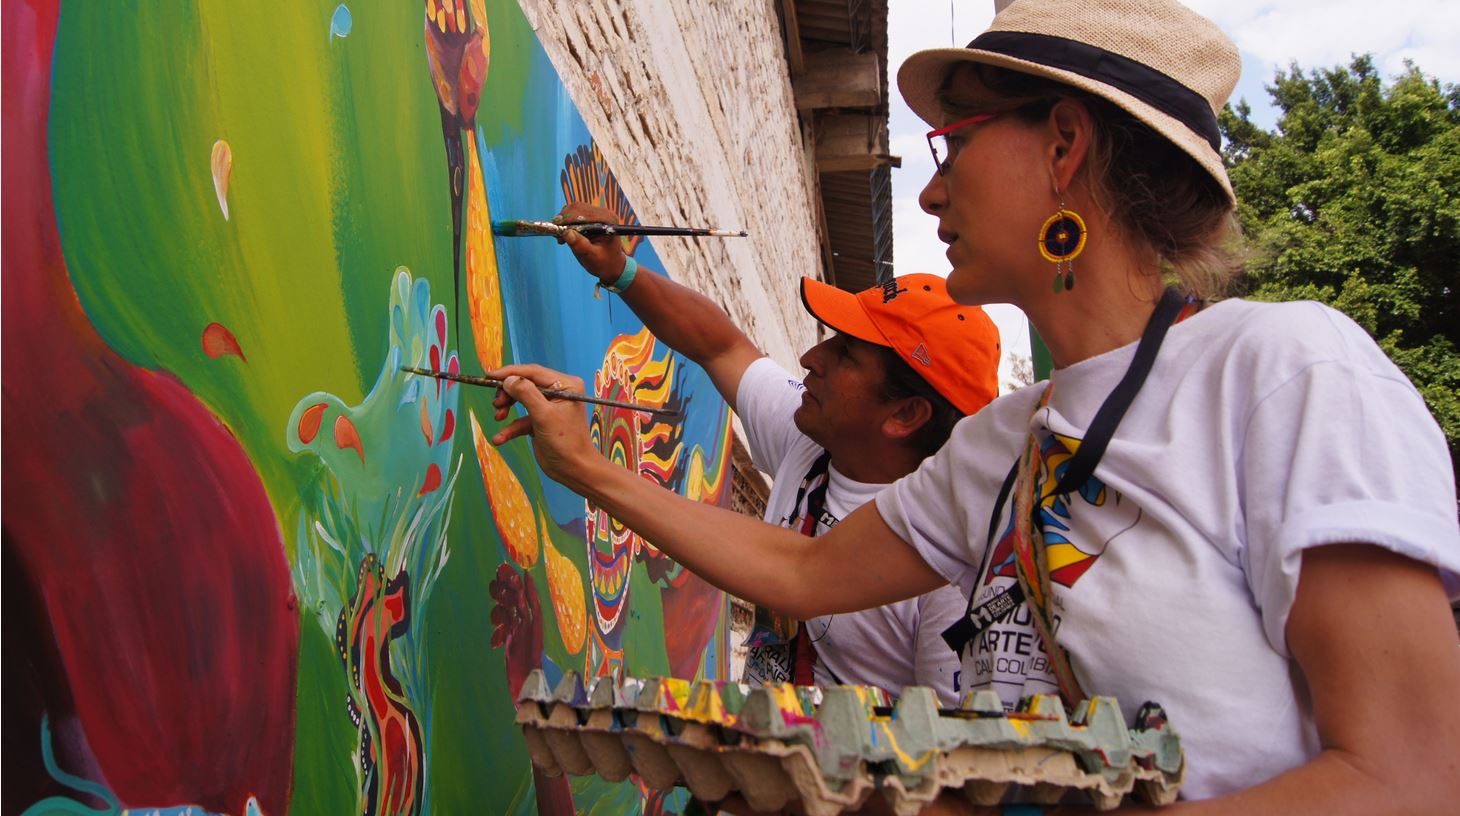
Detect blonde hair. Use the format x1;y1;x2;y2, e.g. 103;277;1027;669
942;64;1243;300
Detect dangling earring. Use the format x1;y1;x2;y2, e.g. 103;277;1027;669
1038;192;1086;293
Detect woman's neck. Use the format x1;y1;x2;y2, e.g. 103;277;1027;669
1022;251;1165;369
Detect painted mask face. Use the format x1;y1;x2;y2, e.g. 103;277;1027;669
793;333;898;452
584;328;685;676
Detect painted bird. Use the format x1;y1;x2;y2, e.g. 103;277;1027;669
422;0;489;347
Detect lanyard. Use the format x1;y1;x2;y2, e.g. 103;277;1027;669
788;452;833;684
943;288;1191;709
790;451;833;537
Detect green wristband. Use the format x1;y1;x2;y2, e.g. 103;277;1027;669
604;255;638;294
1002;806;1044;816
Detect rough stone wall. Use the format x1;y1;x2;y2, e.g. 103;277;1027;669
518;0;823;370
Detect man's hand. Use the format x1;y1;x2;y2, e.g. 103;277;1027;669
487;363;600;490
555;202;627;283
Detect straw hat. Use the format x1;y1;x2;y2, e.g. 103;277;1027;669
898;0;1240;203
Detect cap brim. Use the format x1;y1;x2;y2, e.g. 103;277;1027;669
799;277;890;347
896;47;1234;204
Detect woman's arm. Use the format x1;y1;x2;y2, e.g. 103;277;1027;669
490;364;948;619
1055;544;1460;816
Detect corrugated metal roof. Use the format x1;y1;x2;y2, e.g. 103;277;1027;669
780;0;895;294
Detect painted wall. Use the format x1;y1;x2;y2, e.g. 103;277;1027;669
2;1;737;813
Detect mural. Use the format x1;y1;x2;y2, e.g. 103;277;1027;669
2;1;736;814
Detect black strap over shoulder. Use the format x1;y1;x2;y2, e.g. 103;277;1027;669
1051;288;1186;496
941;289;1188;658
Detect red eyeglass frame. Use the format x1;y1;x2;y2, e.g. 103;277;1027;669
926;112;1003;176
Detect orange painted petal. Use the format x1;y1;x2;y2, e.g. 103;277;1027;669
201;322;246;361
469;411;537;568
298;403;328;444
334;415;365;464
542;511;586;656
419;400;434;445
464;139;504;372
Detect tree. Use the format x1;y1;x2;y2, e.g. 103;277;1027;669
1221;56;1460;481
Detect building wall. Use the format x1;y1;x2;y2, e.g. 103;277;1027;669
2;1;754;813
519;0;825;370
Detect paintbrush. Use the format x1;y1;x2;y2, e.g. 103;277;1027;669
492;220;747;239
401;366;683;419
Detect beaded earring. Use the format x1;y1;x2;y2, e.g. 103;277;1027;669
1038;192;1086;293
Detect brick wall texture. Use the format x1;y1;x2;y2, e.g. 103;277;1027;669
518;0;824;370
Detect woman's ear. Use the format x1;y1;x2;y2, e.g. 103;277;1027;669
1046;98;1095;194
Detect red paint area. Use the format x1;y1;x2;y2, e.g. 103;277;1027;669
200;322;246;361
660;569;725;680
1;2;297;812
438;409;455;443
418;463;442;496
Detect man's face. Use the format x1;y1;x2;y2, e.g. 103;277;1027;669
793;333;896;450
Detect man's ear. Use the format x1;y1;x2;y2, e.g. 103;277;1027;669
882;396;934;442
1046;98;1095;195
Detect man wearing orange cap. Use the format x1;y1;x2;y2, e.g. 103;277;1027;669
491;203;1002;702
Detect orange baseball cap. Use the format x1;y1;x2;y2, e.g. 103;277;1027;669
800;274;1000;415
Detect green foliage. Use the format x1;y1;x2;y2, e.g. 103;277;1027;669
1221;56;1460;478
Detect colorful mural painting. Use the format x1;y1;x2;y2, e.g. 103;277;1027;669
2;1;736;814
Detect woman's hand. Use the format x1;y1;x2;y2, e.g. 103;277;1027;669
487;363;600;490
555;202;627;283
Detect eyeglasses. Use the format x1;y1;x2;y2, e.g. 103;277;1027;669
926;112;1003;176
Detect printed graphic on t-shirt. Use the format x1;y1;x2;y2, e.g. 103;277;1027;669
962;432;1143;708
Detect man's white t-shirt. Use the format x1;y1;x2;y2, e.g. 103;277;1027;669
877;298;1460;799
736;357;965;702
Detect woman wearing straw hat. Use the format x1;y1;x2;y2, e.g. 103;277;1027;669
491;0;1460;809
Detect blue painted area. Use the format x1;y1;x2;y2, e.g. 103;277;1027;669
481;39;726;524
329;4;352;40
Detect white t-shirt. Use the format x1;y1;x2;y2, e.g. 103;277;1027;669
735;357;965;702
878;299;1460;800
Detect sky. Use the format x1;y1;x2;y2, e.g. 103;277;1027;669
886;0;1460;389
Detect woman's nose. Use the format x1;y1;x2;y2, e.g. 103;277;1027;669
919;169;948;215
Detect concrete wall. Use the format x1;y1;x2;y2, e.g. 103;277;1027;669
519;0;824;370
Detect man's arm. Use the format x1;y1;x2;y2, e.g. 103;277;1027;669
489;364;947;619
557;203;764;405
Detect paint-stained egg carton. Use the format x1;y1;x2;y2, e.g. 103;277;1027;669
515;670;1184;815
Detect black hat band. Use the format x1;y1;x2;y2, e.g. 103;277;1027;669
967;30;1222;151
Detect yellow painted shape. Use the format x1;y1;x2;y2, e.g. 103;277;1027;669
1046;542;1090;572
464;137;504;371
470;411;537;568
657;677;691;712
873;722;939;772
684;682;733;726
542;509;587;656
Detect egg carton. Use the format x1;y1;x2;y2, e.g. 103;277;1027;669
515;670;1183;815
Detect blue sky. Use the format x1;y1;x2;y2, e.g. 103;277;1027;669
887;0;1460;386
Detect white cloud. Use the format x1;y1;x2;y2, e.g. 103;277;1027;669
1184;0;1460;81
